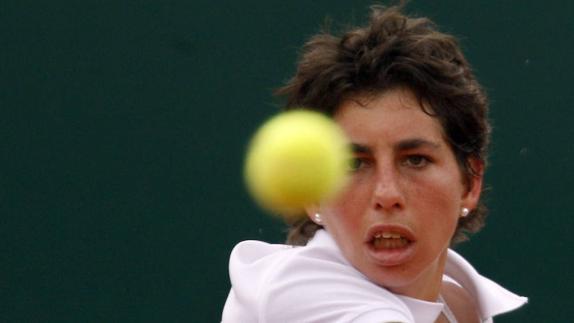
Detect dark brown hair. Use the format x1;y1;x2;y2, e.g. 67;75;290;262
276;4;491;246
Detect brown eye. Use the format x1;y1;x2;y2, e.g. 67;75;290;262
348;158;363;171
348;157;370;171
403;155;430;168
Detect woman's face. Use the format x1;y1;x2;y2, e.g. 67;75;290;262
312;88;482;299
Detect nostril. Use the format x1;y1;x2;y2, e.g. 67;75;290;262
372;188;404;211
374;200;402;211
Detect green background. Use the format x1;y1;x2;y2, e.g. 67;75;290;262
2;1;572;322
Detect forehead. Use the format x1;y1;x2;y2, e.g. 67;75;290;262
334;88;446;144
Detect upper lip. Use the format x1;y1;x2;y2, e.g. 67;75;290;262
365;224;416;244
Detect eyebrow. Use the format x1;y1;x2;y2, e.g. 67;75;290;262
350;138;440;154
396;138;441;151
351;143;371;154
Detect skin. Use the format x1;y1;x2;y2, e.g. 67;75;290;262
307;87;483;303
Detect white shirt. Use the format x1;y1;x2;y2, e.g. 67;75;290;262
222;230;527;323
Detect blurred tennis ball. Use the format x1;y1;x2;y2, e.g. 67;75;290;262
244;110;350;219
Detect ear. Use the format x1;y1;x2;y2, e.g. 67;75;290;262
461;158;484;210
304;204;320;222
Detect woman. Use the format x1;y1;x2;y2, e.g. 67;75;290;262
223;5;527;323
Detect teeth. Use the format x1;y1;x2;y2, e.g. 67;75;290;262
373;236;409;249
372;232;409;249
374;232;403;239
382;232;401;239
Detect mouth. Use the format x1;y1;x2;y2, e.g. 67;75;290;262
365;225;416;266
371;232;412;250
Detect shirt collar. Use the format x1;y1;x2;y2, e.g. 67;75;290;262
444;249;528;320
311;230;527;321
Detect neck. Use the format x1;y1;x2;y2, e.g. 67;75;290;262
390;249;449;301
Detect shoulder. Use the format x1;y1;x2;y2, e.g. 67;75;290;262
223;231;414;323
222;239;296;322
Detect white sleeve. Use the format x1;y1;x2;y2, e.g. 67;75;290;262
258;247;414;323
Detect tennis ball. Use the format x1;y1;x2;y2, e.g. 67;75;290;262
244;110;350;219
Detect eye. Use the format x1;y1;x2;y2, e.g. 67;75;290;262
402;155;431;168
348;157;369;172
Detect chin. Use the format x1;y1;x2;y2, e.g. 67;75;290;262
364;262;427;294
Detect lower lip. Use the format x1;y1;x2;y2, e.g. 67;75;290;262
365;241;416;266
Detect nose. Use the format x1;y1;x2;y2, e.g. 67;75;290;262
372;165;404;212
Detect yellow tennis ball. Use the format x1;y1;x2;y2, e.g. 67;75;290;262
244;110;350;219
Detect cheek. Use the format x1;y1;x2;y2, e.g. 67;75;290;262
345;173;376;201
333;180;372;213
321;182;369;236
409;173;462;231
